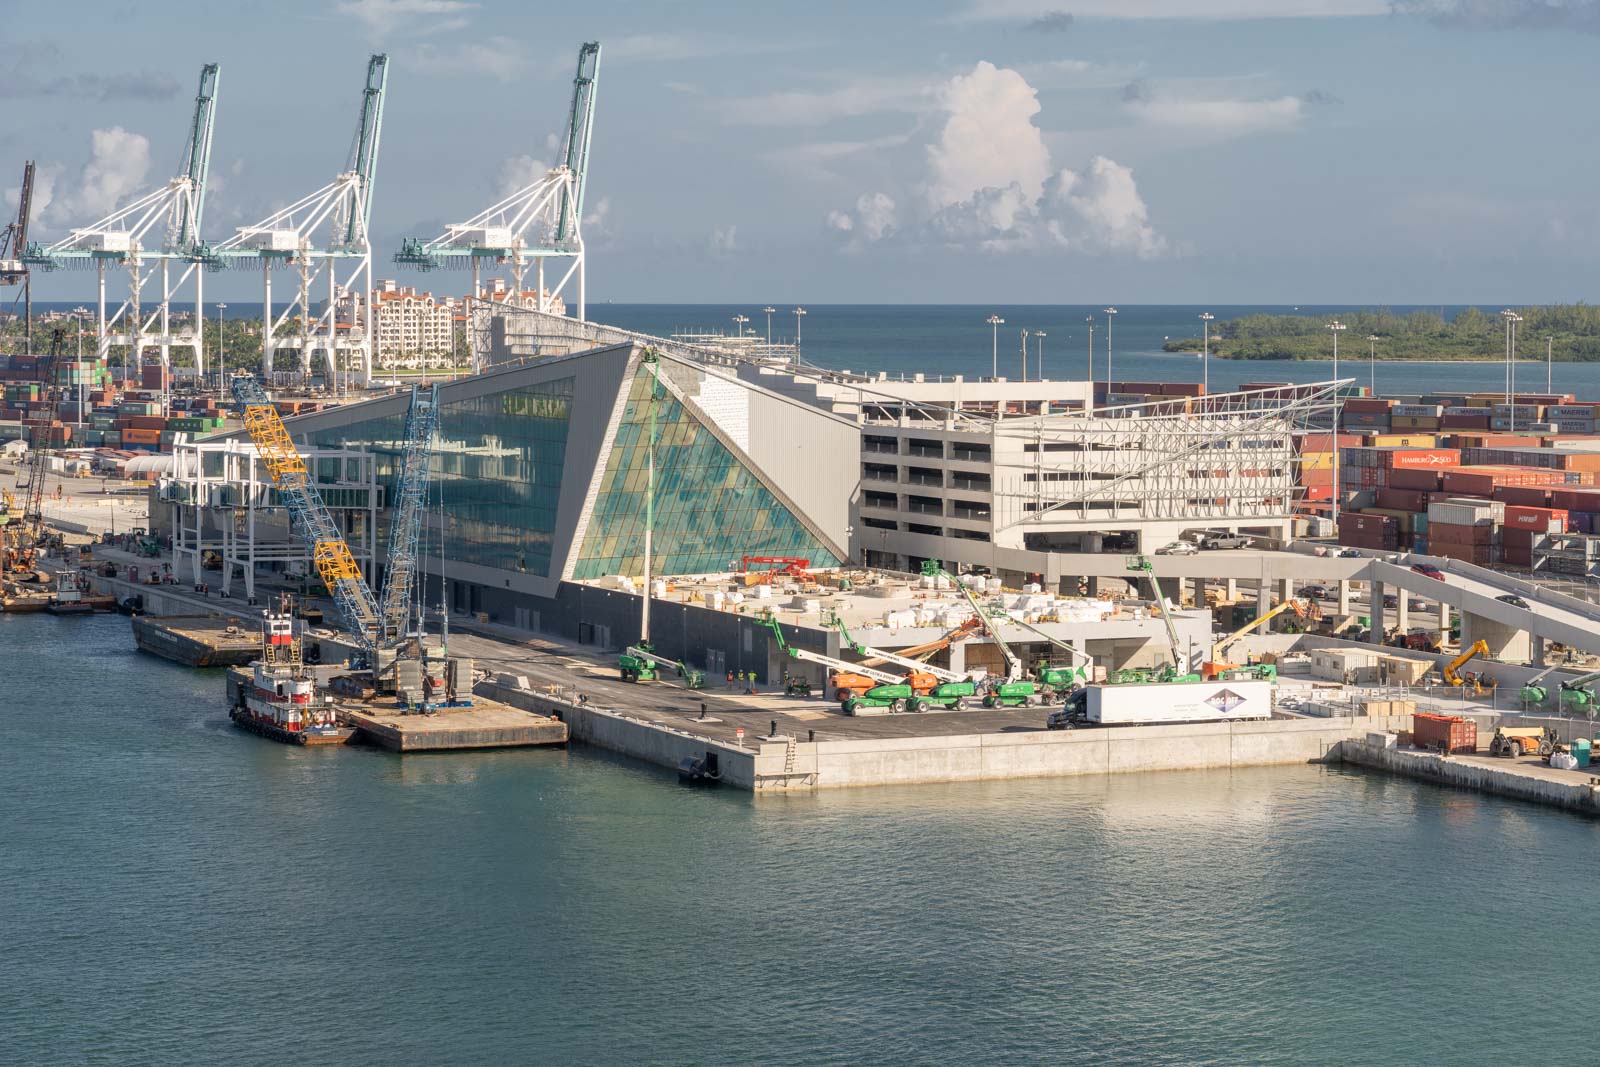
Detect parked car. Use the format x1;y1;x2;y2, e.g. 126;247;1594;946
1382;594;1398;608
1301;584;1330;600
1495;593;1531;610
1155;541;1198;556
1410;563;1445;580
1337;548;1364;558
1200;534;1253;550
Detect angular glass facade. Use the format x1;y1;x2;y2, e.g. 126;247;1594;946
310;377;574;577
571;367;842;579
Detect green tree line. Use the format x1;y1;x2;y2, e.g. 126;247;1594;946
1164;305;1600;362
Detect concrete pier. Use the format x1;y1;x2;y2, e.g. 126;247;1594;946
1335;737;1600;816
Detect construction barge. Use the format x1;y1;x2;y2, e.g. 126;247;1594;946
223;601;567;753
133;614;263;668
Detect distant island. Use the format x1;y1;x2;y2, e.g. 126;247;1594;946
1164;306;1600;362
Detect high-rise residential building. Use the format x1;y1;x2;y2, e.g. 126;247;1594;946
359;280;458;369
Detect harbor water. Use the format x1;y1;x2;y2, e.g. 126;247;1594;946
4;612;1598;1065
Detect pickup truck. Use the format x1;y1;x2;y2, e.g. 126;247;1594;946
1200;534;1253;550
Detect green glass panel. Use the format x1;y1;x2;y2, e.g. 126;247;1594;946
308;377;575;577
571;366;842;579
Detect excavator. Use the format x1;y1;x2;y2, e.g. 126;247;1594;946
1201;598;1314;680
1441;639;1495;695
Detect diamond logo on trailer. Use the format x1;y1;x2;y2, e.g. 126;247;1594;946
1207;688;1246;714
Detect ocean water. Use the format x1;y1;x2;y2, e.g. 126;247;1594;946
4;611;1597;1066
23;301;1600;398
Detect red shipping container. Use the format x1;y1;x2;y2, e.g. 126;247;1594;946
1442;470;1497;496
1550;488;1600;512
1503;546;1534;567
1344;398;1395;414
1388;467;1446;491
1376;487;1427;512
1385;448;1461;469
1504;505;1568;531
1429;522;1494;546
1493;485;1552;507
1301;485;1333;502
1412;713;1477;754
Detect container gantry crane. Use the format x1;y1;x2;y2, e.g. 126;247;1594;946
396;41;600;347
216;56;388;388
24;66;219;378
1;160;35;352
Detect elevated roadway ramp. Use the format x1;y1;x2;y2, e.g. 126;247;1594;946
1368;554;1600;660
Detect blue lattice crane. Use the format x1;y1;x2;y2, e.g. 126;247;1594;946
378;384;441;642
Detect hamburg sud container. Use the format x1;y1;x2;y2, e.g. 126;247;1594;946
1412;713;1477;754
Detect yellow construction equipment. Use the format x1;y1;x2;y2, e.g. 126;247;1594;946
1203;598;1309;679
1442;639;1491;688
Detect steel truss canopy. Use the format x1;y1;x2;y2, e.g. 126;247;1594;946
991;380;1346;533
396;41;600;322
23;65;220;372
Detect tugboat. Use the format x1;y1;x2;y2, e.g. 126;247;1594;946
45;570;94;614
229;598;355;746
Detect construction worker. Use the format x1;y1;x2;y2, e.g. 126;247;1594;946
726;670;735;691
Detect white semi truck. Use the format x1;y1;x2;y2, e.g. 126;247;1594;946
1046;679;1273;729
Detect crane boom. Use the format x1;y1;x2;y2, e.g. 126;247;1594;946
232;378;381;650
838;621;970;683
1442;639;1490;686
918;562;1026;681
1127;555;1188;675
377;384;440;643
760;615;901;685
347;53;389;241
175;64;220;250
556;41;601;243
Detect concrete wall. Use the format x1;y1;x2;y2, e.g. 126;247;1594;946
1336;739;1600;815
788;714;1407;790
479;680;762;789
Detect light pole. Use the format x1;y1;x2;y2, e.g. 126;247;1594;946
1085;316;1095;414
1034;330;1047;380
1019;328;1029;381
732;314;749;338
986;314;1005;378
1103;307;1117;386
1501;309;1522;431
74;315;84;425
1327;320;1347;530
1547;335;1554;392
1199;312;1214;395
792;307;806;352
762;306;775;346
215;302;227;394
1367;334;1380;395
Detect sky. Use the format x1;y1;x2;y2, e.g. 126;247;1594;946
8;0;1600;305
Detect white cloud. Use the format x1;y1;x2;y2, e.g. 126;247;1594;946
414;36;523;82
494;154;549;198
1043;158;1167;258
1393;0;1600;31
925;61;1052;210
828;62;1169;258
1127;94;1306;136
959;0;1387;20
335;0;476;36
709;225;739;254
38;127;151;225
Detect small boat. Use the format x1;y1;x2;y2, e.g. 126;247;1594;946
229;599;354;746
46;572;94;615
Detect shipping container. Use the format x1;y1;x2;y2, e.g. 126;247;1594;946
1504;505;1567;531
1412;713;1477;754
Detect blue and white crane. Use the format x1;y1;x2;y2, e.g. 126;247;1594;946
396;42;600;332
215;55;388;388
24;65;219;379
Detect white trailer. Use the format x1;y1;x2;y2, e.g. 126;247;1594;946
1047;679;1272;728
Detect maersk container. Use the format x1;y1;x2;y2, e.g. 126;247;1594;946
1082;679;1273;725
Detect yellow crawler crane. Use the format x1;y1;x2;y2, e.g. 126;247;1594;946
234;377;381;651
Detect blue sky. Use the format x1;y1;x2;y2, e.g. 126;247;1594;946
9;0;1600;304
